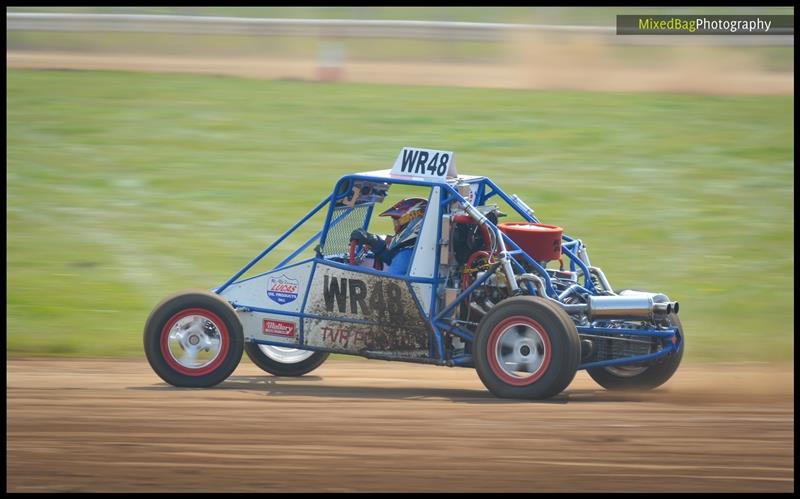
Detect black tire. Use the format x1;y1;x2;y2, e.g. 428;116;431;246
245;343;329;376
144;290;244;388
474;296;581;400
586;313;684;391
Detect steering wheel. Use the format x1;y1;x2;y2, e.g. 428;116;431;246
349;239;384;270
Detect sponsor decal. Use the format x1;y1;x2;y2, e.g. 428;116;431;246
321;324;369;348
305;318;429;354
468;183;478;204
263;319;296;338
267;274;299;305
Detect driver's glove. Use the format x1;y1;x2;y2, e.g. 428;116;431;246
350;228;387;258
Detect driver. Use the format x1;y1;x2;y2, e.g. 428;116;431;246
350;197;428;276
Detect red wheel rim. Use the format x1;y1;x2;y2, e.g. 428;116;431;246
487;315;552;386
160;308;230;376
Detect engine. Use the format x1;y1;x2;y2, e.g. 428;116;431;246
440;205;679;364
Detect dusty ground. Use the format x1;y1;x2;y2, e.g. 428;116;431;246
6;50;793;95
6;358;793;492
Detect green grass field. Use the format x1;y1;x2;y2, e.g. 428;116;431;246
6;69;793;362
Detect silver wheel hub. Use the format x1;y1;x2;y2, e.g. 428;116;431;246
166;315;223;369
496;323;547;377
259;345;315;364
605;364;649;377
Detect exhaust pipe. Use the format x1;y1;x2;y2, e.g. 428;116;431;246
588;295;678;319
561;295;679;319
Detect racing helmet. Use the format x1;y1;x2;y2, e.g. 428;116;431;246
379;197;428;231
380;197;428;250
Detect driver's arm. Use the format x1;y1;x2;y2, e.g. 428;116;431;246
350;228;393;264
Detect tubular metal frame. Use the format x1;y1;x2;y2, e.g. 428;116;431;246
214;172;682;370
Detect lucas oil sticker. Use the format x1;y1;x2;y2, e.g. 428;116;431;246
267;274;299;305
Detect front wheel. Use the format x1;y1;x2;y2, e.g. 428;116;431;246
586;313;684;391
474;296;581;400
245;343;329;376
144;290;244;388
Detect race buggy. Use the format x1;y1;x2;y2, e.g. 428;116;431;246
144;147;684;400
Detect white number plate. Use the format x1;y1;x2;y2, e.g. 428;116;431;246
390;147;457;181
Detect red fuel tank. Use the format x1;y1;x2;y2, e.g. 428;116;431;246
498;222;563;263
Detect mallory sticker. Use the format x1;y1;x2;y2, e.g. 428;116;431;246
263;319;297;338
267;274;300;305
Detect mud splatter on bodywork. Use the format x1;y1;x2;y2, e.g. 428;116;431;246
304;264;430;356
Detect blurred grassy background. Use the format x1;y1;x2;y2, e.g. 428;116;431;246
6;6;794;23
6;68;793;361
7;31;794;73
7;7;794;75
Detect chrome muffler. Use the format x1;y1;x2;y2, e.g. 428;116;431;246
560;290;679;319
588;295;678;318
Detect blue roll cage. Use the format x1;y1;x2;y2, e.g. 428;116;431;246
214;171;681;370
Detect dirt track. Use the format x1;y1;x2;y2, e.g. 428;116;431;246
6;50;794;96
6;358;794;492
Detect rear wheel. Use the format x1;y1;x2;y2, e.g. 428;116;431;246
474;296;580;399
144;290;244;387
245;343;329;376
586;313;684;391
